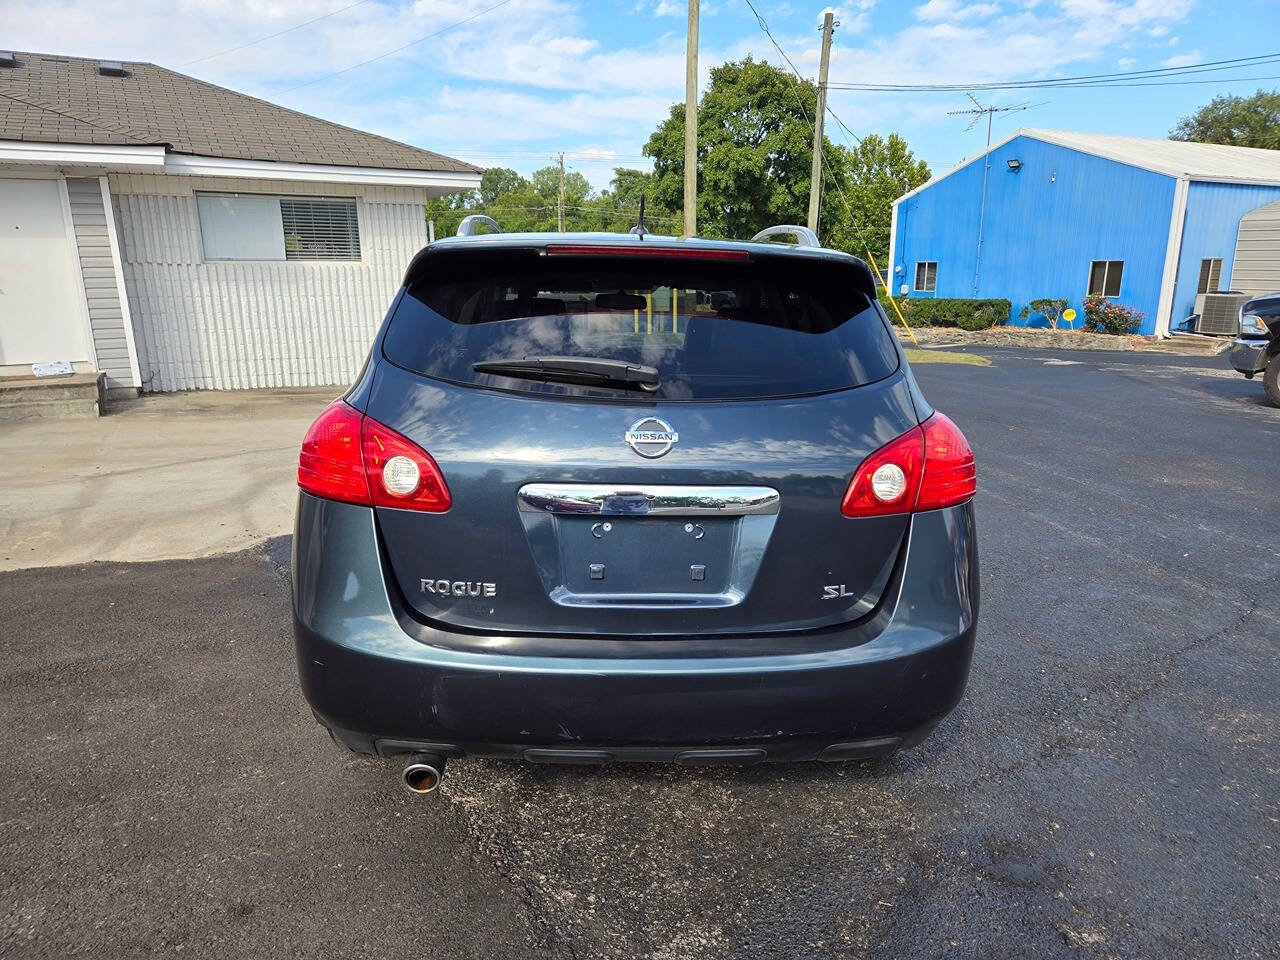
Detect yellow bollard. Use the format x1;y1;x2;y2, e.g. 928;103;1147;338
864;248;917;346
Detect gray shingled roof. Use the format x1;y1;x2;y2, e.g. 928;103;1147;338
0;51;479;174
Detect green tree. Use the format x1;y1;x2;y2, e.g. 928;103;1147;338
607;167;654;208
479;167;529;205
643;58;852;241
1171;89;1280;148
822;133;930;270
531;165;592;208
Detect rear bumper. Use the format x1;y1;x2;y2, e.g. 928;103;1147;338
1228;337;1269;376
292;494;979;763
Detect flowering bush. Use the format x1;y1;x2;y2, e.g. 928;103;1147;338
1082;294;1143;335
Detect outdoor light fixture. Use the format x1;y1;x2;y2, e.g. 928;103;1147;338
1007;159;1023;172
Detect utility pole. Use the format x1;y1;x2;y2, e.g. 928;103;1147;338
557;152;566;233
683;0;699;237
947;94;1026;296
807;10;835;234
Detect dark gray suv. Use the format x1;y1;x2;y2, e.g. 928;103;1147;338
291;226;978;793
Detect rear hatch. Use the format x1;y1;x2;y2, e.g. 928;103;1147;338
364;241;921;637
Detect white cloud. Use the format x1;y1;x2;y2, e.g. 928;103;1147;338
1162;50;1200;68
915;0;1001;20
1147;24;1169;36
1117;57;1135;66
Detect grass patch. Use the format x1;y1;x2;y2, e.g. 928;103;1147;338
904;348;992;366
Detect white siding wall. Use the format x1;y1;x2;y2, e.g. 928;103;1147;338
1234;198;1280;296
108;173;429;392
65;177;136;390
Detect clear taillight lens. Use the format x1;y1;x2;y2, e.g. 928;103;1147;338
360;416;451;512
842;413;975;517
841;426;925;517
297;399;451;512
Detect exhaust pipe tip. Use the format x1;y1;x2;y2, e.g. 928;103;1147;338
401;753;446;795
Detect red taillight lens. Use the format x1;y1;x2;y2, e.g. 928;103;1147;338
917;412;976;510
360;416;451;512
298;399;370;505
297;399;451;512
841;426;925;517
841;413;975;517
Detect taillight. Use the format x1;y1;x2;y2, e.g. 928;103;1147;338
297;399;451;512
841;426;925;517
841;413;975;517
360;415;451;512
917;413;976;510
298;400;369;505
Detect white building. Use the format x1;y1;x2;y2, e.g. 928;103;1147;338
0;51;480;397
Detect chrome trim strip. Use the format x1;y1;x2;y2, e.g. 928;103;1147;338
517;483;780;517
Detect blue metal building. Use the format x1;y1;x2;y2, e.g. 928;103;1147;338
890;129;1280;336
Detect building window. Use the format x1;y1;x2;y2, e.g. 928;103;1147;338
1087;260;1123;298
1197;257;1223;295
197;193;360;261
914;261;938;292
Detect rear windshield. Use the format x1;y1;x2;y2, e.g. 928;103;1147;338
383;249;899;401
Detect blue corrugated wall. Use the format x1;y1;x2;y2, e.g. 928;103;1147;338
1170;181;1280;327
893;135;1176;335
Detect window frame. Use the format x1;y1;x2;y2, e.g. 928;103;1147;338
195;190;363;264
1196;257;1223;295
913;260;938;293
1086;259;1124;298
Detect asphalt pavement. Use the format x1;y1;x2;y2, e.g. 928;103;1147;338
2;348;1276;959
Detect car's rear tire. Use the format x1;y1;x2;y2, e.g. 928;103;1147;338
1264;356;1280;408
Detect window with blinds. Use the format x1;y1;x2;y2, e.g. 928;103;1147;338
197;192;360;262
280;198;360;260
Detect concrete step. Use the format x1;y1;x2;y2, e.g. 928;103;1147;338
0;373;104;420
0;396;101;421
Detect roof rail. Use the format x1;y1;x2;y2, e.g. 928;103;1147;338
750;224;820;248
456;215;501;237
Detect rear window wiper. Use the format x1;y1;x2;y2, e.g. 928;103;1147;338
473;356;660;392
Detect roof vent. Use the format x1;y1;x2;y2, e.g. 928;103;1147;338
97;60;128;77
0;52;17;69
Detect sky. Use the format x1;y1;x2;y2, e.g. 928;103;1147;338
4;0;1280;190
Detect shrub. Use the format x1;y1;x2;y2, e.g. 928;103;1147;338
900;298;1011;330
1082;294;1143;335
1017;297;1070;330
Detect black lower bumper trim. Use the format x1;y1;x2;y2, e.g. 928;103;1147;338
344;728;927;764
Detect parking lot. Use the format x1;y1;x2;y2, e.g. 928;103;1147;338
2;348;1276;959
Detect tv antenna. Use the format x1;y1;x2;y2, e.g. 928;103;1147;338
947;94;1028;296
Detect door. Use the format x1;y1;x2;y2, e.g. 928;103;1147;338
0;178;90;366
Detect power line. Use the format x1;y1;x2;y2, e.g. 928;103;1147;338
834;73;1280;92
741;0;861;148
740;2;881;254
178;0;376;67
272;0;515;95
827;52;1280;92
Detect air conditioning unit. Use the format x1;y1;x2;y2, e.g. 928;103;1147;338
1197;291;1251;336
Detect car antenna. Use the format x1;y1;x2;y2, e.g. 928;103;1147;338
629;195;648;238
